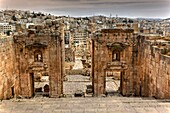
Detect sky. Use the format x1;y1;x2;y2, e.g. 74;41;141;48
0;0;170;18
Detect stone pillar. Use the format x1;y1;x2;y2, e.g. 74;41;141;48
120;70;128;95
93;40;106;96
49;35;63;97
60;23;65;79
90;23;96;94
91;39;94;90
49;24;64;97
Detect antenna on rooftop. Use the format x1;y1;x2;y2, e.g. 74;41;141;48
110;13;112;28
116;14;118;24
110;13;112;18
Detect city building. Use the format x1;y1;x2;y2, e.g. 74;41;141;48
0;23;15;34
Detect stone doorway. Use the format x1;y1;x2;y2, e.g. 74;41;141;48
30;73;35;97
34;72;49;97
30;72;50;97
64;56;92;97
105;71;121;96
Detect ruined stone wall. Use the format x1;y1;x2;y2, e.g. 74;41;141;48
0;36;16;100
120;45;136;96
92;39;108;96
92;30;170;98
92;29;136;96
136;36;170;99
13;35;50;97
14;33;63;98
101;32;135;96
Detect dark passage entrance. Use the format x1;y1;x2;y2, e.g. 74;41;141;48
30;72;49;97
11;86;14;97
30;73;35;97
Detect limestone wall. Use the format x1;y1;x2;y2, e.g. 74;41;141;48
137;36;170;99
0;36;16;100
92;29;136;96
13;34;63;98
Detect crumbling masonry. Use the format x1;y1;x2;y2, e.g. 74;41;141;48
0;26;170;100
0;24;65;99
92;29;170;99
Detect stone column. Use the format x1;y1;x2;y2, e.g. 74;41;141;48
91;39;95;94
93;40;106;96
60;23;65;79
49;34;63;97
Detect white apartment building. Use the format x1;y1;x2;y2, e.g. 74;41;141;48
0;23;16;34
26;23;35;29
73;32;87;45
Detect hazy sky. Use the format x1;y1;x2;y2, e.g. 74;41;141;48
0;0;170;18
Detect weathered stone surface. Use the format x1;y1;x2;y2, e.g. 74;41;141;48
92;28;170;99
137;35;170;99
1;97;170;113
0;24;65;99
0;25;170;100
0;36;16;100
92;28;135;96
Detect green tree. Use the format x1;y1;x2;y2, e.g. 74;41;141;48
6;30;12;36
12;15;17;21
